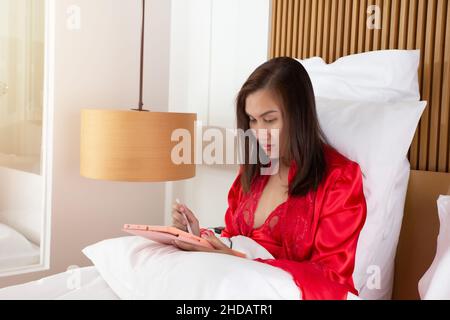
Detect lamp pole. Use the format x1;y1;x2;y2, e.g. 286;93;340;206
133;0;149;112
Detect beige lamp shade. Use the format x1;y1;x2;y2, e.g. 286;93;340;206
80;109;197;182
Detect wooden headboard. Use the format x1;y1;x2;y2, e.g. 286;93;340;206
270;0;450;173
269;0;450;299
393;170;450;299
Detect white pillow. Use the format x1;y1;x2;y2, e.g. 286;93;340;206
0;223;40;269
316;98;426;299
419;195;450;299
363;157;411;300
82;236;301;300
299;50;420;103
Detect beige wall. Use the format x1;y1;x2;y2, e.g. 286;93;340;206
0;0;172;288
166;0;271;229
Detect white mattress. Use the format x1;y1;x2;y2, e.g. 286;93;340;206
0;266;119;300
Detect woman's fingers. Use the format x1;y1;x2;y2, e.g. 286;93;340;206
171;208;188;232
202;233;229;250
172;203;187;215
172;203;195;224
173;240;212;252
180;206;198;224
172;211;187;225
172;202;200;237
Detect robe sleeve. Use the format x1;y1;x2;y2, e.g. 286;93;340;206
254;162;367;300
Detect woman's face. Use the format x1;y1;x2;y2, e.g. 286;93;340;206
245;89;285;159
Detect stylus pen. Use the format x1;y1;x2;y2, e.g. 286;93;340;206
176;198;193;235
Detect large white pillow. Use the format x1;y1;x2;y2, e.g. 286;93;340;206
82;236;301;300
0;223;40;269
418;195;450;299
316;98;426;299
299;50;421;103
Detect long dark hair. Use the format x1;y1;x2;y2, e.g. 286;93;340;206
236;57;329;197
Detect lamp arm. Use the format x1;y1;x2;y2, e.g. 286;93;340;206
134;0;149;112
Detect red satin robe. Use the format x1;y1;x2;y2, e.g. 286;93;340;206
219;143;367;300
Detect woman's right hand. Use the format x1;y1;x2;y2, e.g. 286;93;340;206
171;202;200;237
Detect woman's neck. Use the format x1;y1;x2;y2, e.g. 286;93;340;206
264;158;290;184
277;161;290;185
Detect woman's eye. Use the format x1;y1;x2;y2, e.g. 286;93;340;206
249;118;256;123
264;119;276;123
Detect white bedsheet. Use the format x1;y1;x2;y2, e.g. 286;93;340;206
0;264;361;300
0;266;119;300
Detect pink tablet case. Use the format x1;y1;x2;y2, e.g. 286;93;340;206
122;224;247;258
123;224;215;249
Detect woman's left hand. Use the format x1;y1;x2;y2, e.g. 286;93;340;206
172;231;242;258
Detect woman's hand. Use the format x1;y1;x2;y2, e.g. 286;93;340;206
172;230;246;258
171;202;200;237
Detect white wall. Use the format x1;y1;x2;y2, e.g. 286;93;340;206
166;0;271;228
0;0;172;288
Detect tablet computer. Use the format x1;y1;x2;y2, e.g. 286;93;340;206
122;224;247;258
123;224;215;249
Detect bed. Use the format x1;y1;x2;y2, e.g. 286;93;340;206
1;167;448;300
0;0;449;300
0;266;118;300
0;234;361;300
0;116;443;302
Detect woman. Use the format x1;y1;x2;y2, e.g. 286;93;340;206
171;57;367;300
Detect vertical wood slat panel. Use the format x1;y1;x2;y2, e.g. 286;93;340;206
297;0;306;58
329;0;339;62
302;0;311;58
365;0;375;51
419;0;437;170
343;0;353;56
292;0;300;57
281;0;288;56
381;0;392;49
322;0;331;59
373;0;383;49
350;0;360;55
389;0;401;48
398;0;409;49
269;0;450;173
408;0;419;166
429;0;447;171
286;0;294;56
316;0;324;57
358;0;368;53
415;1;427;169
274;0;282;57
309;0;318;57
336;0;346;58
442;2;450;172
270;0;278;58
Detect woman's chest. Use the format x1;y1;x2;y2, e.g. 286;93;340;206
235;189;317;259
252;177;289;229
